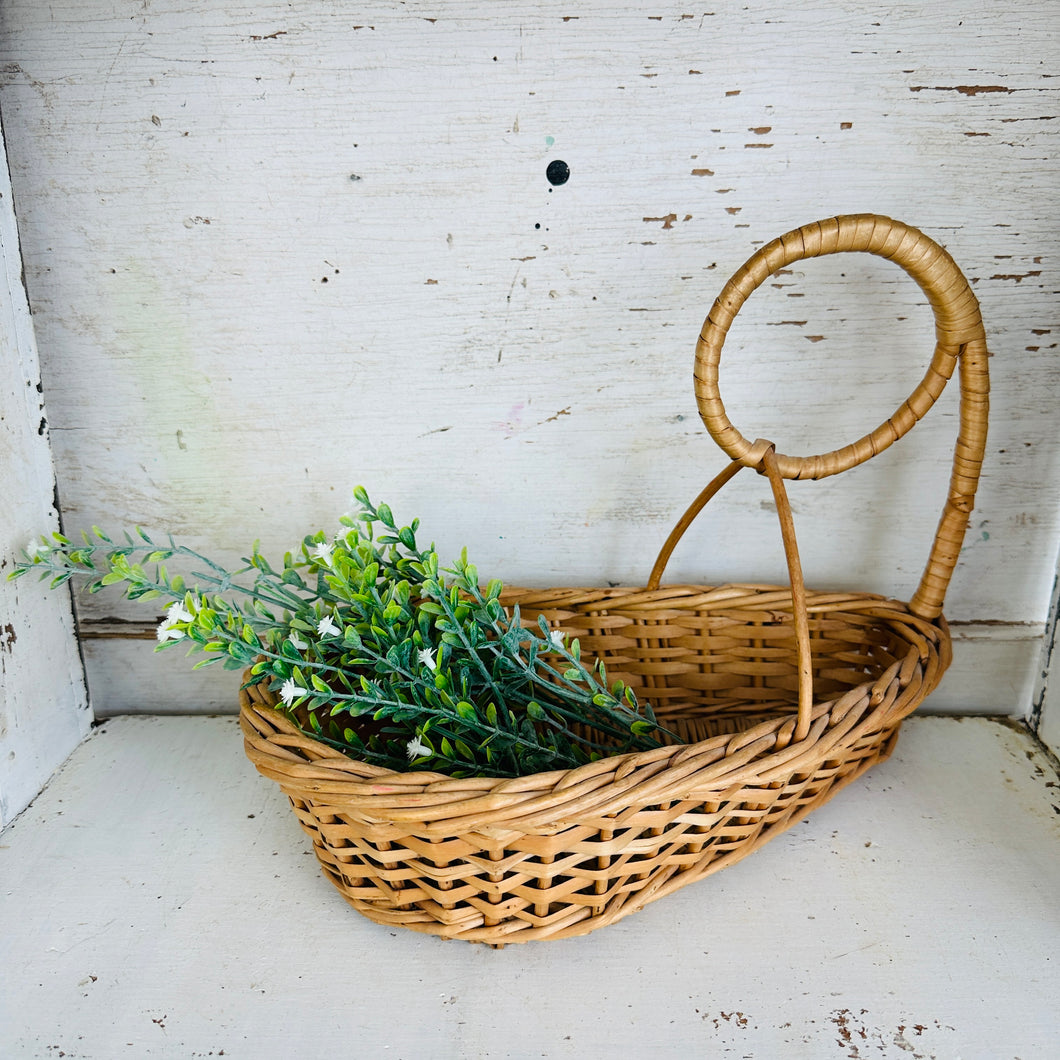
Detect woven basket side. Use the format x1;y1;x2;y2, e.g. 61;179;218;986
241;683;911;943
238;583;946;943
240;587;945;827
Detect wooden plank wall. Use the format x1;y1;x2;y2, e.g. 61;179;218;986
0;1;1056;714
0;120;90;825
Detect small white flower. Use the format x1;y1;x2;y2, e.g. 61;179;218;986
26;539;50;560
279;678;309;706
311;541;334;566
549;629;565;649
317;614;341;637
156;618;185;643
417;647;437;671
288;632;308;651
406;734;431;760
156;600;195;641
166;602;195;624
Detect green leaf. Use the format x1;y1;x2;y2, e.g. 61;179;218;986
526;701;546;721
455;701;476;721
100;571;126;586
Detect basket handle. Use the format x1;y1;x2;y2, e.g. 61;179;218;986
689;213;989;621
648;442;815;741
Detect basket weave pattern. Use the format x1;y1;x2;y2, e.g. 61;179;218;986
241;214;988;944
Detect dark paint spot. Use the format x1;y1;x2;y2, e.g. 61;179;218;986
546;159;570;186
909;84;1016;95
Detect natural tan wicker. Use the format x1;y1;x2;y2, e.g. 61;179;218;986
240;213;989;945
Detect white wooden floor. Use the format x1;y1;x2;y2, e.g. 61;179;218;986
1;715;1057;1060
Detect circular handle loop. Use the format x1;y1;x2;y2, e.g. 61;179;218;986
695;213;986;480
692;213;989;619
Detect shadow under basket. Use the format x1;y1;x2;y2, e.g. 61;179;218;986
239;213;989;945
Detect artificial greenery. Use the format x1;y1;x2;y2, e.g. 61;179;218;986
10;488;674;777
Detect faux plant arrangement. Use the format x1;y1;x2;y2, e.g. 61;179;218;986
11;487;673;778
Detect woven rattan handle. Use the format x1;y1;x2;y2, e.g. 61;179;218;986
647;443;815;740
693;214;990;619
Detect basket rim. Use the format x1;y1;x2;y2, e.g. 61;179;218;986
240;582;951;822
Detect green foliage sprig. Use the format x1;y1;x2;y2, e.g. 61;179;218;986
10;489;675;777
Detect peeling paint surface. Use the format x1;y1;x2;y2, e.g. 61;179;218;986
0;110;90;825
0;715;1056;1055
0;3;1056;711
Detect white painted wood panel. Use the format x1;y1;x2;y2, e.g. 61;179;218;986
0;2;1057;713
2;715;1057;1057
1032;548;1060;756
0;117;90;826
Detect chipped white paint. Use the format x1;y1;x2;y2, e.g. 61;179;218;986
1;715;1057;1056
1032;549;1060;756
0;118;90;826
0;2;1057;714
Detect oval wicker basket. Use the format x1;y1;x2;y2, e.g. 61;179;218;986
240;214;989;945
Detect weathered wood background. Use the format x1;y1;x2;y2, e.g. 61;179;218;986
0;125;89;827
0;1;1056;713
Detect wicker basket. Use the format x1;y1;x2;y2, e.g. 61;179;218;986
240;214;989;945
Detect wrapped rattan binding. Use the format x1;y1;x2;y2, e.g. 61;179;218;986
241;214;989;945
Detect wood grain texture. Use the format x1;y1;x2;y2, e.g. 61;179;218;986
0;2;1056;711
0;118;90;825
